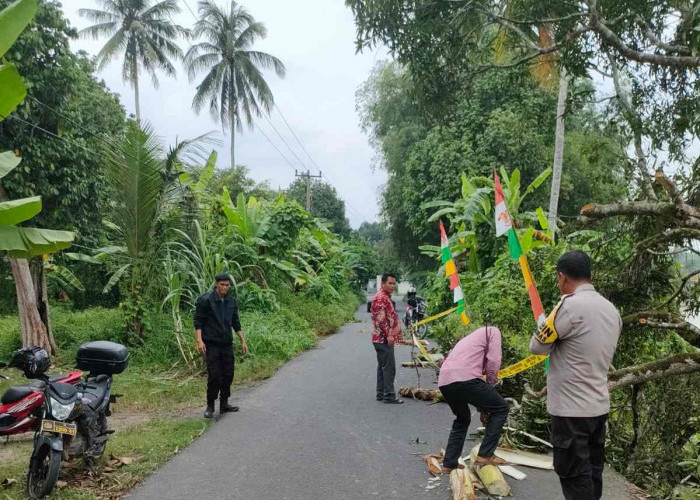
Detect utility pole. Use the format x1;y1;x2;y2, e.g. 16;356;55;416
295;169;322;211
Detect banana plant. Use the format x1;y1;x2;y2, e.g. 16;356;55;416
0;153;75;258
422;167;554;247
220;189;271;248
0;0;74;257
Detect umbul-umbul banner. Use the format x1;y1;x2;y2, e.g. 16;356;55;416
493;171;546;326
439;220;469;325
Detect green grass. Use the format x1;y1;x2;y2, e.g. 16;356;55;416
0;290;361;497
0;417;211;500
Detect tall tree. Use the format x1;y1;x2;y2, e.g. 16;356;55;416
184;0;286;169
0;0;76;354
78;0;187;121
287;179;351;238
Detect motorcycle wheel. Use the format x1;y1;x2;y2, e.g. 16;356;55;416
26;444;61;499
415;324;428;339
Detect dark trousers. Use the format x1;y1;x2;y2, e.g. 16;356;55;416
551;414;607;500
439;379;509;468
373;342;396;400
205;343;235;406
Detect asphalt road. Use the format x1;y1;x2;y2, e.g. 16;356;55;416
127;303;634;500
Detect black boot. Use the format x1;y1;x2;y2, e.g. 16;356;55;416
204;404;215;419
220;399;239;413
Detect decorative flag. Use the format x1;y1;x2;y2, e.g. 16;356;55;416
440;220;470;325
494;172;546;326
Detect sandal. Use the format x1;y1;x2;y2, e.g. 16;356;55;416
440;464;466;474
475;455;507;466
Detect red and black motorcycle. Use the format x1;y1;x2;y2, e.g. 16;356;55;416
1;342;129;499
0;362;82;436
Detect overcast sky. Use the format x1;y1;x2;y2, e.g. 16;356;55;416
60;0;388;228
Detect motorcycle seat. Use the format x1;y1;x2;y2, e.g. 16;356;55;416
0;374;69;405
81;383;108;411
1;380;44;404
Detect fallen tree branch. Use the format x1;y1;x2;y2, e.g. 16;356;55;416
622;309;700;347
608;352;700;390
638;320;700;346
525;352;700;400
654;172;700;220
657;268;700;309
654;171;684;206
580;200;680;220
635;228;700;252
399;386;444;402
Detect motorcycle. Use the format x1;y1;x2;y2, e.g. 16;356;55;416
404;292;428;338
1;341;129;499
0;365;82;437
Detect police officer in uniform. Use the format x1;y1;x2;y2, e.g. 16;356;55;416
530;250;621;500
194;273;248;418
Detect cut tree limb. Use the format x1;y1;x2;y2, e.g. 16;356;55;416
580;200;681;220
622;309;700;347
399;386;444;402
450;469;477;500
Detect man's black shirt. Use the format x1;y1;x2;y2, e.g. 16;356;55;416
193;290;241;346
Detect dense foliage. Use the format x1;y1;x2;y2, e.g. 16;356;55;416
349;1;700;497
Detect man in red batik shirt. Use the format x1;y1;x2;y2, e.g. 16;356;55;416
371;273;409;404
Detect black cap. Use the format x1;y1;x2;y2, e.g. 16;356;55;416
214;273;232;283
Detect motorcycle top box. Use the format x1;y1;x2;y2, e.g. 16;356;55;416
76;341;129;375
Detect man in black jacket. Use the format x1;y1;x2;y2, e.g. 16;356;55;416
194;273;248;418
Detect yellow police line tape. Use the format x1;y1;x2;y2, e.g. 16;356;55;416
410;306;459;328
407;306;549;379
412;333;439;369
498;354;548;379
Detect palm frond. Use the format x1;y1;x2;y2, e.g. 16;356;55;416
244;50;286;77
78;8;118;23
95;29;127;69
105;121;165;260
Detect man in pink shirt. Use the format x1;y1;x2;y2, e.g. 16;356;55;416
438;325;508;472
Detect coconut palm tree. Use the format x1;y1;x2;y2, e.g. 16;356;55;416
184;0;286;170
79;0;188;121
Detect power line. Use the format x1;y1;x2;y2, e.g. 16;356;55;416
262;113;312;172
28;96;128;159
274;104;321;172
178;0;371;224
272;103;373;223
4;113;115;167
181;0;198;20
253;123;298;175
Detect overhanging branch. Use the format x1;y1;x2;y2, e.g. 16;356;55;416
526;352;700;400
635;15;692;55
580;200;700;229
586;0;700;68
635;228;700;251
622;309;700;347
608;352;700;391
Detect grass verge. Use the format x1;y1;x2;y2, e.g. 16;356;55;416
0;291;361;498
